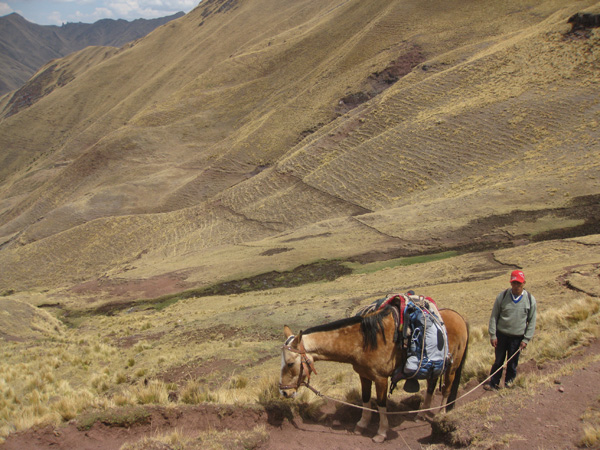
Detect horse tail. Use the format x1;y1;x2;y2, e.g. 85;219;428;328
446;321;469;411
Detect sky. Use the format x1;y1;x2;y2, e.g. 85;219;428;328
0;0;198;26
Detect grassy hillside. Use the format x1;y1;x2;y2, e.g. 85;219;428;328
1;0;598;302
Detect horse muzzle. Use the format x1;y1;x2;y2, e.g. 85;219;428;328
279;387;297;398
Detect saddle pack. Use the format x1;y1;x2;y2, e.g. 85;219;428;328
357;293;449;394
402;297;448;380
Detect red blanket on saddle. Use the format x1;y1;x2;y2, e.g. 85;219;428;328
356;292;438;330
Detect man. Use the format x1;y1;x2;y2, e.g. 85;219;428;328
484;269;537;390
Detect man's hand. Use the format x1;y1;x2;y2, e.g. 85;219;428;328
490;338;498;348
519;341;528;350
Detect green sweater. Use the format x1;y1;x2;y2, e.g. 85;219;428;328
488;289;537;343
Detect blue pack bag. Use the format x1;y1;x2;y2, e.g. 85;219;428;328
403;300;448;379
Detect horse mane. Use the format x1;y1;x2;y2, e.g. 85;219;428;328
304;306;392;351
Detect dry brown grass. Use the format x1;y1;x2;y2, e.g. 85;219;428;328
1;0;600;445
0;0;599;302
580;396;600;448
1;235;599;444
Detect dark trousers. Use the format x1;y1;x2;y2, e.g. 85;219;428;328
490;330;523;387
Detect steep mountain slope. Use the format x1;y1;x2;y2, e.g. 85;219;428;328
0;0;598;301
0;11;184;95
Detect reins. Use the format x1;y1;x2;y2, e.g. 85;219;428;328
279;341;318;391
283;343;522;416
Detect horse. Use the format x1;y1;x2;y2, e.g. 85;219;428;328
279;305;469;443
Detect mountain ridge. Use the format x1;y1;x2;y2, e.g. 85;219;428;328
0;11;185;95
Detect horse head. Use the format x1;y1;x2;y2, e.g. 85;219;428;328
279;325;316;398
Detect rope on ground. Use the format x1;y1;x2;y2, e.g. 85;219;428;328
303;348;522;416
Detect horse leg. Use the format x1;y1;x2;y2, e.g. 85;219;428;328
440;368;456;410
372;378;389;443
355;376;373;434
419;377;437;420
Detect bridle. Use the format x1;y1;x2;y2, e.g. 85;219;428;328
279;337;318;391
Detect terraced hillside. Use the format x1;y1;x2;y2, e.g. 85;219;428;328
0;0;599;306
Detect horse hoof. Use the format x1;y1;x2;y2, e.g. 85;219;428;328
353;426;366;435
372;434;386;443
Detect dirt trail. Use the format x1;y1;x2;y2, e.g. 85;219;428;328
3;340;599;450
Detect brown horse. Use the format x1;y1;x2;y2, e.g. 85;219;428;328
279;306;468;443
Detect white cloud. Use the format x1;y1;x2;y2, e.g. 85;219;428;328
105;0;195;20
47;10;63;25
0;2;14;15
107;1;138;17
68;6;114;22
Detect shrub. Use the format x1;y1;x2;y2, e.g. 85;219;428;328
180;379;217;404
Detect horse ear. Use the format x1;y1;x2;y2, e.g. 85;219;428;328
291;330;303;347
284;325;293;338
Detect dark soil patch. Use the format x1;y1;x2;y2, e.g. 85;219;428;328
260;247;293;256
200;260;352;295
70;260;352;317
336;45;426;115
4;63;74;118
351;193;600;263
70;271;192;304
282;232;332;243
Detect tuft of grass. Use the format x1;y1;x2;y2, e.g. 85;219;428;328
192;425;269;450
114;371;128;384
580;424;600;448
180;379;218;404
134;380;169;405
120;428;190;450
343;387;361;404
77;406;151;431
227;375;248;390
297;397;325;422
228;340;242;348
579;395;600;448
256;376;281;406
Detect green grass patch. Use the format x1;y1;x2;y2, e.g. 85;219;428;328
345;251;459;274
149;296;181;311
76;406;151;430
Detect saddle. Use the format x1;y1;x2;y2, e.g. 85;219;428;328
356;292;440;340
356;293;448;394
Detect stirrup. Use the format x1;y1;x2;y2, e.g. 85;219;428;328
403;378;420;393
